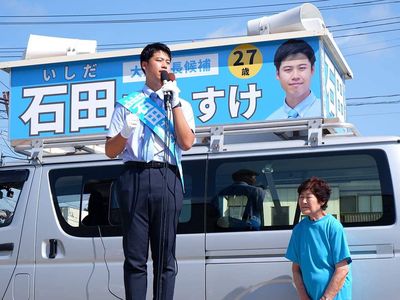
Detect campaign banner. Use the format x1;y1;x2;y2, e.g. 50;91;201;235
8;36;333;142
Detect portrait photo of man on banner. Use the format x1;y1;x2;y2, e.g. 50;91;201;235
266;39;321;120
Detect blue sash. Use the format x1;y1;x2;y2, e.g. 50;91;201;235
117;92;184;188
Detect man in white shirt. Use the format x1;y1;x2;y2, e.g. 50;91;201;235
105;42;195;300
267;39;321;120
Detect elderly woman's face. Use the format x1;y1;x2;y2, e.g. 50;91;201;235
298;190;325;220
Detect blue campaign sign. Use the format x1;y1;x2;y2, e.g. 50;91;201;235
9;36;323;142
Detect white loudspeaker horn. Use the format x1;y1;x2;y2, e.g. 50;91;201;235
247;3;325;36
24;34;97;60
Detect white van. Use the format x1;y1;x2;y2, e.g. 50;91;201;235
1;118;399;299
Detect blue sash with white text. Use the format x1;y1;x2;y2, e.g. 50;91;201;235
117;92;184;188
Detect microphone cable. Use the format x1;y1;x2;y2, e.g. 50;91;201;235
155;80;172;300
164;96;179;279
163;100;180;277
97;225;124;300
156;71;181;300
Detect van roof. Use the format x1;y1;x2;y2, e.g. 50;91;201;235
1;118;399;167
2;134;399;168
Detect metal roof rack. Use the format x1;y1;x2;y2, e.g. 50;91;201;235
10;118;359;162
11;134;107;162
196;118;360;152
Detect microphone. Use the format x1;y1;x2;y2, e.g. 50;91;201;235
160;70;175;108
160;70;175;82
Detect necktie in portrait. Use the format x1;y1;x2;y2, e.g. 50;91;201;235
287;109;299;119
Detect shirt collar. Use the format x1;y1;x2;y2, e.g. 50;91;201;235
283;91;316;117
142;85;164;100
235;181;250;186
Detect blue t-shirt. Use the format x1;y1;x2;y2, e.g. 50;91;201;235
285;214;352;300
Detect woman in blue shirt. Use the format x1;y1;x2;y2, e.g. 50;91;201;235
286;177;352;300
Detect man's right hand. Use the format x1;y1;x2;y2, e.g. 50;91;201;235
120;113;138;139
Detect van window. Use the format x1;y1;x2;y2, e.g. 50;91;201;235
49;160;206;237
206;150;394;232
178;159;206;234
50;165;123;237
0;169;29;227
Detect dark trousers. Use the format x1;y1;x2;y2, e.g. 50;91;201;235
116;165;183;300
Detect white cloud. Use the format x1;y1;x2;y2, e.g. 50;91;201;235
367;4;394;19
4;0;47;15
332;4;399;58
206;24;246;39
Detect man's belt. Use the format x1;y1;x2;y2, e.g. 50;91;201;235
124;161;178;172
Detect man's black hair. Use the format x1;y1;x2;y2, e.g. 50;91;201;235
232;169;259;183
274;39;315;70
140;42;172;73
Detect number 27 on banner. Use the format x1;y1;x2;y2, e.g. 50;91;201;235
228;44;263;79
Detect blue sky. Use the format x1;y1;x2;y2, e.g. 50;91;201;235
0;0;399;155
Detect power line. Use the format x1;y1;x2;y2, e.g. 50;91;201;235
97;34;242;50
340;36;400;50
319;0;400;11
328;16;400;29
0;132;17;156
0;47;24;51
0;2;327;26
0;81;9;90
347;100;400;106
0;0;397;26
0;50;24;53
3;30;399;57
0;47;24;50
0;1;398;54
335;27;400;38
348;111;400;116
0;55;20;58
0;1;399;61
0;12;271;26
0;0;328;18
347;93;400;100
330;20;400;32
345;43;400;56
346;94;400;107
2;24;400;56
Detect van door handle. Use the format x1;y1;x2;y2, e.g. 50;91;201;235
350;244;394;259
0;243;14;251
49;239;58;259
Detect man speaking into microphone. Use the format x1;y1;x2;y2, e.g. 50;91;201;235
105;42;195;300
